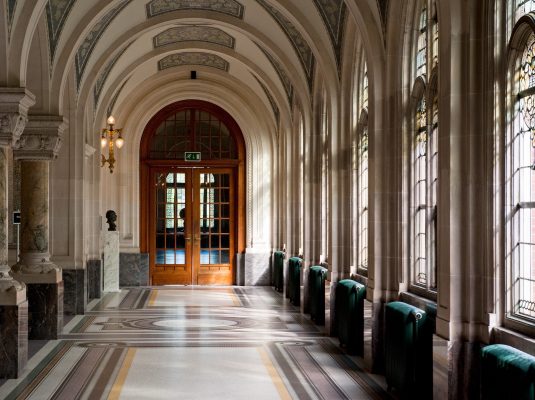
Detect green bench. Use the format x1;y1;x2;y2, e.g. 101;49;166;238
481;344;535;400
308;266;327;325
385;301;432;398
287;257;302;306
335;279;366;356
273;251;284;292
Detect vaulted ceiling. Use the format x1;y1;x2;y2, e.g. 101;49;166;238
3;0;387;133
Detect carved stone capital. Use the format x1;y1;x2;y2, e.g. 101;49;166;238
14;115;67;160
0;88;36;147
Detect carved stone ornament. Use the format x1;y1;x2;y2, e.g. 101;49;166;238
13;115;67;160
0;88;36;147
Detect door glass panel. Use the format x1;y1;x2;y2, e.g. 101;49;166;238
199;173;231;265
155;172;186;265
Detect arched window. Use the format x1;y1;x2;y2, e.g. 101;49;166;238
147;108;237;160
506;22;535;326
357;111;368;275
408;0;438;296
320;87;330;262
351;55;369;276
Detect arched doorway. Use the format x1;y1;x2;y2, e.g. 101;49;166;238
140;100;246;285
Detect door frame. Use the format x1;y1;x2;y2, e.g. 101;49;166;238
149;166;236;285
140;100;246;285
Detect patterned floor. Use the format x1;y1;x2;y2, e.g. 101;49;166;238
0;286;392;400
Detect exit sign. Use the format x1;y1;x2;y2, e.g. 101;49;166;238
184;152;201;162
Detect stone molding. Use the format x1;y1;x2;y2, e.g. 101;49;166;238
14;115;67;160
0;88;36;148
12;251;62;284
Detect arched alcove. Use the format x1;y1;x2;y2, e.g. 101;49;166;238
139;100;246;285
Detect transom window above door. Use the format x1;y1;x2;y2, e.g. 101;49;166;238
148;109;238;160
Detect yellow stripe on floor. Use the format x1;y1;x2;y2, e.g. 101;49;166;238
108;348;136;400
258;347;292;400
227;288;241;306
148;290;158;307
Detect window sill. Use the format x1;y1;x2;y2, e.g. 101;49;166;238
350;273;368;287
491;326;535;357
399;291;437;333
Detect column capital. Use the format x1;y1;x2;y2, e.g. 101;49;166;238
14;115;67;160
0;88;36;148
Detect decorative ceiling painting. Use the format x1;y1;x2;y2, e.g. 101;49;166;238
75;0;132;90
94;42;132;107
312;0;347;76
158;52;230;72
257;44;294;107
146;0;245;19
252;74;280;128
255;0;315;93
7;0;17;39
46;0;76;63
153;26;236;49
377;0;389;41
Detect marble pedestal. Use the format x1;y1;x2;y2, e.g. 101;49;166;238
0;301;28;378
11;267;63;340
102;232;120;292
26;281;63;340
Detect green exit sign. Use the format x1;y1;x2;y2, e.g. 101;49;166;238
184;152;201;161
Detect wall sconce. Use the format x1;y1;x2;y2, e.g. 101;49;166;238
101;115;124;173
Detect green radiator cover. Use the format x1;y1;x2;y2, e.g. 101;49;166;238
385;301;432;398
481;344;535;400
273;251;285;292
335;279;366;356
308;266;327;325
287;257;302;306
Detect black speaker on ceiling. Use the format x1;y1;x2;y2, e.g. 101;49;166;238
191;71;197;80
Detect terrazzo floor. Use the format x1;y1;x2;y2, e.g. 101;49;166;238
0;286;393;399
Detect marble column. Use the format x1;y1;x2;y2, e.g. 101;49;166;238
0;88;35;378
12;115;66;340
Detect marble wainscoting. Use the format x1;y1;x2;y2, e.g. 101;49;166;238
0;301;28;378
119;253;149;287
235;253;245;286
62;268;86;315
27;282;63;339
244;250;271;286
86;259;101;300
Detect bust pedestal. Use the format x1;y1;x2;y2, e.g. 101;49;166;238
102;231;120;292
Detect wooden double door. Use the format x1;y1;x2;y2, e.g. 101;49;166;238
150;167;235;285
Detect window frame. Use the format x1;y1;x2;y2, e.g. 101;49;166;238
504;14;535;334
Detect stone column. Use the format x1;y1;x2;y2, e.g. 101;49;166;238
0;88;35;378
12;115;66;340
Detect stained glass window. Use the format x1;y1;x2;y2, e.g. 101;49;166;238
416;4;427;77
351;58;369;276
516;0;535;22
357;124;369;274
408;1;438;296
508;31;535;323
412;98;428;287
149;109;237;160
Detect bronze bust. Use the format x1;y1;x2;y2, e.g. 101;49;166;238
105;210;117;231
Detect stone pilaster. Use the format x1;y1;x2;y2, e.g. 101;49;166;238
12;115;66;340
0;88;35;378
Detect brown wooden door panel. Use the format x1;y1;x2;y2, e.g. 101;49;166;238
149;167;235;285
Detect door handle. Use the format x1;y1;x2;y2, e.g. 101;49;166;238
185;237;191;241
194;235;200;242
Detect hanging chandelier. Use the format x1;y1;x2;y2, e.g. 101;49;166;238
100;115;124;173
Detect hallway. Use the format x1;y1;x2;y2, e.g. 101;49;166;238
0;287;391;400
